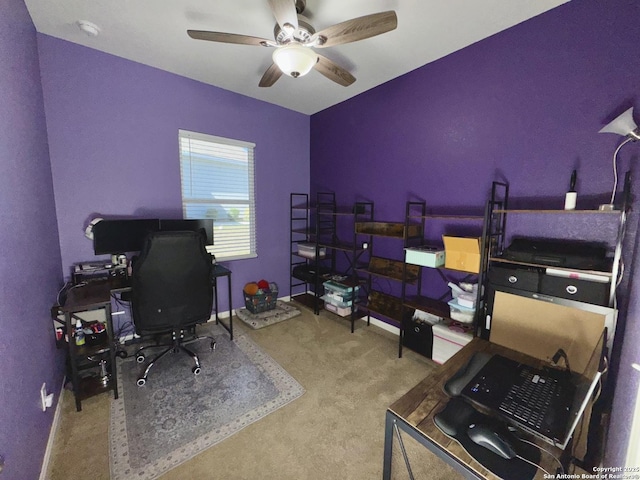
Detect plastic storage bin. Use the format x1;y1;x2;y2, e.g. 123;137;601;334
324;302;356;317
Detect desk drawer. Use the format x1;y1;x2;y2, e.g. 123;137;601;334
488;265;542;292
539;275;610;306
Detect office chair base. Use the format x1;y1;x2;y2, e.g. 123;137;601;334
134;330;216;386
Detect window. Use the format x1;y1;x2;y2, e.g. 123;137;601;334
179;130;256;260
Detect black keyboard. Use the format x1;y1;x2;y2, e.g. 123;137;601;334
499;367;559;430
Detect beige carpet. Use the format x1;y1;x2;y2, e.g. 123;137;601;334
46;305;462;480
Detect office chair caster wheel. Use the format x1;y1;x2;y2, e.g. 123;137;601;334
136;354;145;363
137;377;146;387
117;350;128;359
192;366;201;375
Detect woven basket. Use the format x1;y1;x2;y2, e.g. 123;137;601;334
244;282;278;314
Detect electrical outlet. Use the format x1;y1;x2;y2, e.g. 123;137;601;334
40;383;53;412
40;383;47;412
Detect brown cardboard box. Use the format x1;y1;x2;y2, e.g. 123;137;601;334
442;236;481;273
489;290;614;374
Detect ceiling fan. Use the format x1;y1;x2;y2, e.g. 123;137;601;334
187;0;398;88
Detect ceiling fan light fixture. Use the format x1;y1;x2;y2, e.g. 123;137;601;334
272;43;318;78
77;20;100;37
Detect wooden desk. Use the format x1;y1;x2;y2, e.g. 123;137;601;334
383;338;569;479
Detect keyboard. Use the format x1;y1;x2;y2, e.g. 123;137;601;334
498;367;560;430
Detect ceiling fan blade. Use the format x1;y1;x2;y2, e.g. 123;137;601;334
259;63;283;87
187;30;275;47
268;0;299;32
312;11;397;48
314;55;355;87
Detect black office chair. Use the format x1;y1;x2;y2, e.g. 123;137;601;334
131;230;216;386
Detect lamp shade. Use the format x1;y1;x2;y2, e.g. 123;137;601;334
599;107;639;139
272;44;318;78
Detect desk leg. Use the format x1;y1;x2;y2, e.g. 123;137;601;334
66;312;82;412
227;273;233;341
387;412;484;480
212;273;233;341
383;410;394;480
106;303;118;400
213;276;220;325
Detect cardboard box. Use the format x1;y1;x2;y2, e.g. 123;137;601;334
489;290;616;374
404;245;445;268
442;236;481;273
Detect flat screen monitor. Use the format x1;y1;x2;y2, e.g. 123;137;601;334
159;219;214;245
93;219;160;255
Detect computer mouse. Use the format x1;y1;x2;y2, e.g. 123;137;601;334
467;423;517;460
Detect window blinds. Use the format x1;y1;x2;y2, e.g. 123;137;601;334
179;130;257;260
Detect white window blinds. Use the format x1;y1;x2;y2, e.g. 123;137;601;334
179;130;257;261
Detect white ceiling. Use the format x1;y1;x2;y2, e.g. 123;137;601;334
25;0;568;115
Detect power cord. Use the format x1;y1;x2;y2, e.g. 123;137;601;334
515;453;552;476
515;437;564;476
552;348;572;373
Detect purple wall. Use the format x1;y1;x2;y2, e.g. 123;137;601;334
38;36;310;318
0;1;64;479
311;0;640;467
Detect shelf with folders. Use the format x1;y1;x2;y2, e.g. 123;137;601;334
355;211;423;331
400;199;487;358
289;192;373;323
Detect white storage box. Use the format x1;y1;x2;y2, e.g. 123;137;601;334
432;323;473;364
297;242;326;259
324;302;356;317
412;309;443;325
404;245;445;268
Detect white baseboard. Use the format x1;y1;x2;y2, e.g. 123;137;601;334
39;377;66;480
290;292;401;336
367;315;400;336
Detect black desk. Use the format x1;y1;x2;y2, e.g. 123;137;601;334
212;264;233;340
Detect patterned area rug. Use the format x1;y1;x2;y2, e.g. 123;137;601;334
109;323;305;480
235;300;301;330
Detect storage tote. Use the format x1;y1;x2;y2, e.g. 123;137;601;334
244;282;278;313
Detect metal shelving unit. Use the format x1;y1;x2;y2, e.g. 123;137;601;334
354;209;423;336
289;192;373;331
400;200;486;358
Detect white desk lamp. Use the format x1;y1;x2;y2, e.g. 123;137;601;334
599;107;640;210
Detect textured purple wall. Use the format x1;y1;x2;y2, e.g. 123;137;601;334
0;1;64;479
311;0;640;467
38;36;310;317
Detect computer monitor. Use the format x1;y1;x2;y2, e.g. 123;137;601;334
92;219;160;255
159;219;214;245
